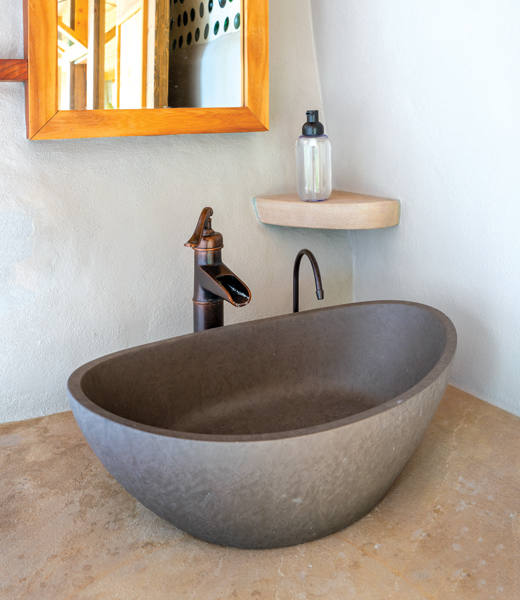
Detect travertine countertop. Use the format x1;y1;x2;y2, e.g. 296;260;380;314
1;386;518;599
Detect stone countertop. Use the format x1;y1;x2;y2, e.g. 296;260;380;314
0;386;519;599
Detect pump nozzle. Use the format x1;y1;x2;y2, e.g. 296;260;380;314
302;110;325;136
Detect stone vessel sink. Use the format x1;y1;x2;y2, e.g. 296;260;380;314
67;301;457;549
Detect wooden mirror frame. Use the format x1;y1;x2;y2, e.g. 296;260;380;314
23;0;268;140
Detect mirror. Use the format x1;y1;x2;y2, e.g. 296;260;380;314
24;0;267;139
57;0;243;111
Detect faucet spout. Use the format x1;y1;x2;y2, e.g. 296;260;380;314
293;249;324;313
197;264;251;307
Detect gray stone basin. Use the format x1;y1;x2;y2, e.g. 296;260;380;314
67;301;457;549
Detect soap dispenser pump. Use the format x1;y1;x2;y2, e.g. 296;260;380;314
296;110;332;202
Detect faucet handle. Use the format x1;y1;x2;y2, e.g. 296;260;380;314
185;207;224;251
185;207;214;248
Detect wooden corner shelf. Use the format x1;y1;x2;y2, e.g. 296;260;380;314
253;190;400;230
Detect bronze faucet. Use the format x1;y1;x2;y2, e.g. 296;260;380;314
293;249;324;313
185;207;251;332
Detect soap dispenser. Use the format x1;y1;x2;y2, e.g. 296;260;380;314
296;110;332;202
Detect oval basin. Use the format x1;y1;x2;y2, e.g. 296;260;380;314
68;301;457;548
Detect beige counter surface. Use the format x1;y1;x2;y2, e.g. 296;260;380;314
1;386;519;599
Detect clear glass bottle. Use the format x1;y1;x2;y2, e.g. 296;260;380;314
296;110;332;202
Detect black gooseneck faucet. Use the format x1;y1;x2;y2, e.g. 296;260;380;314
293;249;324;313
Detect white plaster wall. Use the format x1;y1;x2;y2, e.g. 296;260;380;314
0;0;353;424
312;0;520;415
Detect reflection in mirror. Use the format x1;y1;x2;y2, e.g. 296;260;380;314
57;0;243;110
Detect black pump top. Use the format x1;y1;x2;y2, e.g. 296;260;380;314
302;110;325;136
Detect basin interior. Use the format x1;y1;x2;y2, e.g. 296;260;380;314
79;303;447;436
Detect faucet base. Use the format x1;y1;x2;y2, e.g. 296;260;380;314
193;300;224;332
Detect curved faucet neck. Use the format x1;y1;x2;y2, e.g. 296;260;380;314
293;249;324;313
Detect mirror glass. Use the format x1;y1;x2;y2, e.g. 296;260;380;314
57;0;243;110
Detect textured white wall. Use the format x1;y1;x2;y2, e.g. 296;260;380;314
312;0;520;415
0;0;353;424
